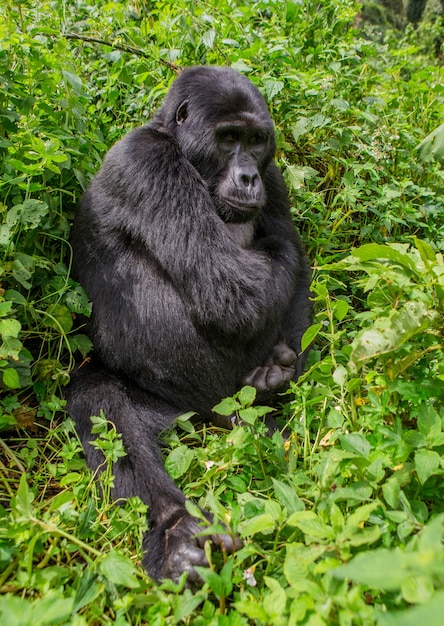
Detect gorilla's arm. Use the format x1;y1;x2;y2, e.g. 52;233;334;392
241;165;313;392
82;126;300;338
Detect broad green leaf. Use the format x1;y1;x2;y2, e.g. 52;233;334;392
351;243;418;273
213;397;240;416
333;364;347;386
32;594;74;625
238;407;257;424
73;572;103;612
238;385;256;406
0;595;32;624
239;513;276;536
351;301;438;364
0;301;13;316
263;78;284;100
0;318;21;338
201;28;216;49
292;117;310;142
43;304;73;334
333;548;412;589
6;200;48;229
401;574;434;604
4;289;27;305
414;449;441;484
62;69;84;92
378;591;444;626
263;577;287;620
287;511;335;540
13;473;34;519
2;367;21;389
339;432;372;456
414;237;437;263
193;567;229;599
334;299;349;322
417;122;444;163
301;323;322;353
235;599;268;622
272;478;305;514
99;550;139;588
417;405;441;439
173;589;205;622
165;444;194;479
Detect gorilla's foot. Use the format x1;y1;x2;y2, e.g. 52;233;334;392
143;509;241;585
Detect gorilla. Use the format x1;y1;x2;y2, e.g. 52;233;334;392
66;65;312;583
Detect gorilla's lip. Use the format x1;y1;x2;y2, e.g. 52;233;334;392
223;198;262;212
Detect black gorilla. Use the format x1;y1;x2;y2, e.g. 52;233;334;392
66;66;312;583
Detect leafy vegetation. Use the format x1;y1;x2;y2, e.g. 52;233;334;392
1;0;444;624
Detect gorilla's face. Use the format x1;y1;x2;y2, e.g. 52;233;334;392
211;119;272;223
163;66;276;224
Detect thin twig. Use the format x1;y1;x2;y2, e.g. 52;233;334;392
63;33;181;73
0;438;26;473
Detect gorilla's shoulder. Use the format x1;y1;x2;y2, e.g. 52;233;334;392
107;124;179;166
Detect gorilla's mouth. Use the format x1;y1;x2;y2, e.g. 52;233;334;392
223;196;263;212
220;198;261;223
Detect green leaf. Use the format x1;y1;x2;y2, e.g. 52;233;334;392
43;304;73;333
2;367;21;389
238;385;256;406
213;397;241;416
238;407;257;425
173;589;205;621
62;69;84;92
378;591;444;626
263;78;284;100
287;511;335;540
0;301;13;316
239;513;276;536
0;318;21;338
334;299;349;322
401;575;434;604
301;323;322;353
417;405;441;439
193;567;228;599
6;199;48;230
73;572;103;612
339;432;372;456
333;548;412;589
417;122;444;163
272;478;305;514
292;117;310;142
13;473;34;519
351;301;438;365
414;449;441;484
99;550;139;588
351;243;419;273
263;577;287;620
414;237;437;263
32;594;74;626
165;445;194;479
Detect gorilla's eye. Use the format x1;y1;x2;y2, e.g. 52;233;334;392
219;129;241;144
250;132;267;146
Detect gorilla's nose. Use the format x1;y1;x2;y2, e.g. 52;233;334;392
235;165;260;190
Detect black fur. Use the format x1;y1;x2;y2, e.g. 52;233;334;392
66;66;312;582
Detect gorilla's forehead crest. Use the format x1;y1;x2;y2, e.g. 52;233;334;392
163;65;272;126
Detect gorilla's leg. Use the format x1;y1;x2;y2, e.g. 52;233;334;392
66;361;238;583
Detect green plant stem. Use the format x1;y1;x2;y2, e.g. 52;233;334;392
0;438;25;473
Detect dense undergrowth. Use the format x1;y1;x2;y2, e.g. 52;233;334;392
1;1;444;624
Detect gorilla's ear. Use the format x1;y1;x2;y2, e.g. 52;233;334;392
176;99;189;125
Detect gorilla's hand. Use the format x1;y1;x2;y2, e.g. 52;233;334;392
242;342;297;393
143;509;241;585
